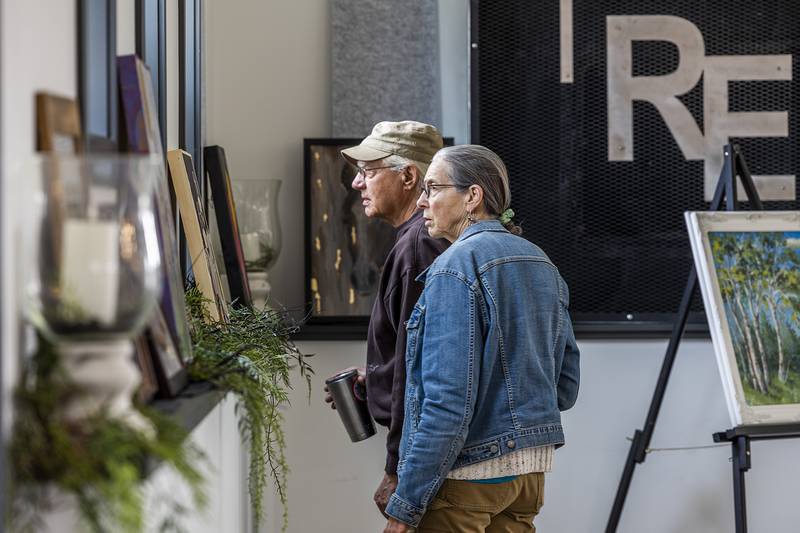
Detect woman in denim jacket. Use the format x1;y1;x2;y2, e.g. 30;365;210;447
384;145;580;533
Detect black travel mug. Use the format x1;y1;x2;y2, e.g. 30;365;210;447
325;368;376;442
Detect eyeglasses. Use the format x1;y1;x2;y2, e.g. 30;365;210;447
422;182;458;198
353;164;396;179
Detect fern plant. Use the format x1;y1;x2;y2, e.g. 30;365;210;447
184;287;313;531
9;334;206;533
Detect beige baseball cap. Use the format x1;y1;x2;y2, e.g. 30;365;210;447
341;120;444;165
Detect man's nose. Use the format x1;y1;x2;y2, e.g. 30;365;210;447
416;192;427;208
351;173;365;190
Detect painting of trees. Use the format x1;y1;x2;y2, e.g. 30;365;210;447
710;231;800;406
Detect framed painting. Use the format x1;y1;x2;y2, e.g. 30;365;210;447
205;145;252;308
36;92;82;154
303;138;397;336
302;137;452;339
118;54;193;362
686;211;800;426
167;149;228;323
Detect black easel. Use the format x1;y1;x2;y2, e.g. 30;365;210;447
713;424;800;533
605;144;764;533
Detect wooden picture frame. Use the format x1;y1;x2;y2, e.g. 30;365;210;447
687;211;800;426
168;149;228;323
36;93;82;154
204;145;252;308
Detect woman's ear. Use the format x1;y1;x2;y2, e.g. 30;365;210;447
465;184;484;211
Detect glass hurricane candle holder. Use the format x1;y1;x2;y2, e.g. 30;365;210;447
22;154;163;429
231;178;282;305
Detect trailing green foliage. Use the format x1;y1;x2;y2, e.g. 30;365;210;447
9;335;206;533
184;286;313;531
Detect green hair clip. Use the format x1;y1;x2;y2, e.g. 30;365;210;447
499;208;515;225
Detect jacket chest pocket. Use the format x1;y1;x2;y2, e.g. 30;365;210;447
404;303;425;366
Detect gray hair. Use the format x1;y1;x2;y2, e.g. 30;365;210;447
383;155;430;186
432;144;521;235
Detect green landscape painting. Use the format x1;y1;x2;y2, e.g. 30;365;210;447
710;231;800;406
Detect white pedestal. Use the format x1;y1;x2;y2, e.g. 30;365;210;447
248;272;270;309
59;339;152;435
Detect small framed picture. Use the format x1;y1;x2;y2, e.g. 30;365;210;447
205;145;252;308
147;306;188;398
36;92;82;154
118;54;194;364
686;210;800;426
167;149;229;323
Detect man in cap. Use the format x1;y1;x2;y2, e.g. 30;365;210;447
325;120;449;517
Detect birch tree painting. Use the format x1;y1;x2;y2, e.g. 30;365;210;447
709;231;800;406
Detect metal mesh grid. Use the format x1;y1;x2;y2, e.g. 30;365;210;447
475;0;799;327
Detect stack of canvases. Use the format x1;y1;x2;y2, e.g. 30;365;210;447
38;54;256;401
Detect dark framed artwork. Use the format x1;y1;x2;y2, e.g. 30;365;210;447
135;0;166;155
303;139;396;337
168;149;229;323
205;146;252;307
78;0;117;151
301;138;452;339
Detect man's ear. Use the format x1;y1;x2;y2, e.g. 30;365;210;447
401;166;419;190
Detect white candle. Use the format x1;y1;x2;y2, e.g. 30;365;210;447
241;231;261;261
62;219;120;325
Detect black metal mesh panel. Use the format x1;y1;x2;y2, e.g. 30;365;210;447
474;0;799;331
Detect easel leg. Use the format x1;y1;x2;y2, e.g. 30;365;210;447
732;436;750;533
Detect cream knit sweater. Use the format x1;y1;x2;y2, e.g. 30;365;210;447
447;445;554;480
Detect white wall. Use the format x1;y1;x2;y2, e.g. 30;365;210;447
204;0;332;310
1;0;77;439
143;396;250;533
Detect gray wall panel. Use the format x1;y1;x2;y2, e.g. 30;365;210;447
332;0;441;137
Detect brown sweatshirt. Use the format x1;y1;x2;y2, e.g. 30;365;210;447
365;209;449;475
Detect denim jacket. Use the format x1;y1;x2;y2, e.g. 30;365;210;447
385;220;580;527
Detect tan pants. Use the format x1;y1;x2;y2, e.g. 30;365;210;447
415;473;544;533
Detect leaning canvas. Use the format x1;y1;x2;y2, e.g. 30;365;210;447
686;211;800;426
